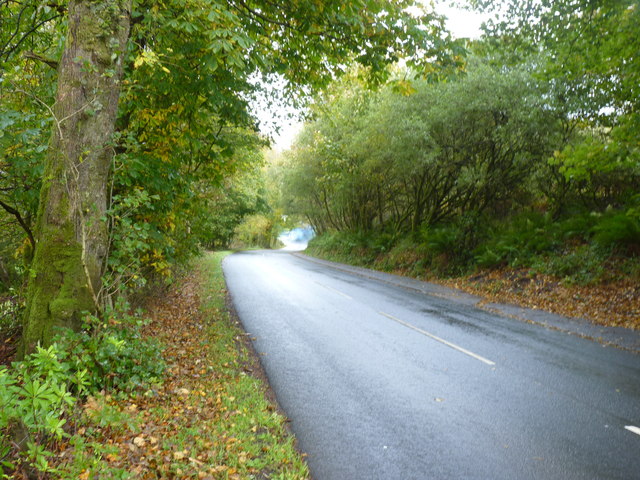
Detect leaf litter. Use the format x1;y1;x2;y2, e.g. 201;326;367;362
53;252;310;479
439;267;639;331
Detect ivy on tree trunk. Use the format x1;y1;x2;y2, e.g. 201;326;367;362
21;0;132;356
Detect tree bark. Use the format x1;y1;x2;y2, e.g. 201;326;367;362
21;0;131;356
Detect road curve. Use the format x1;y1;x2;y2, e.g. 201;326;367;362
223;249;640;480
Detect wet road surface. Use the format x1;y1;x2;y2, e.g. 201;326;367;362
223;250;640;480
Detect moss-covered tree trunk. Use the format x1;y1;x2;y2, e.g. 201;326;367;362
21;0;131;356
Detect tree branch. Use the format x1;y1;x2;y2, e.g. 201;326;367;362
23;50;59;69
230;0;341;41
0;198;36;251
1;13;63;62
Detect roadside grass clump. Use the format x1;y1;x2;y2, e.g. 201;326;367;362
307;231;374;265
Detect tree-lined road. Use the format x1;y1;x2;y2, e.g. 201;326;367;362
223;250;640;480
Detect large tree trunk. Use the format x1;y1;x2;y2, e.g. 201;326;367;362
21;0;131;356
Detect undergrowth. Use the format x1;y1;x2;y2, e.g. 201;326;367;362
0;304;164;477
307;208;639;286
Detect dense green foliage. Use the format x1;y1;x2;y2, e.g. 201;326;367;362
286;1;639;282
285;63;558;234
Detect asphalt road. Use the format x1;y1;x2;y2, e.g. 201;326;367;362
223;249;640;480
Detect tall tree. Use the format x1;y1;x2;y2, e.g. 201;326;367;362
21;0;132;355
476;0;639;120
285;61;559;237
474;0;640;210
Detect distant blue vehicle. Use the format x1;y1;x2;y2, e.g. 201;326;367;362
278;226;315;250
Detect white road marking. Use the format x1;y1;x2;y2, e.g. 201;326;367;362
315;282;353;300
625;426;640;436
378;311;496;366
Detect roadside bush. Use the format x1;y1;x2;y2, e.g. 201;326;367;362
532;244;609;285
54;307;165;393
554;213;596;242
374;237;427;275
367;232;396;255
307;231;355;253
418;223;469;273
472;211;601;268
307;231;386;265
308;208;639;286
0;304;165;477
592;209;640;250
233;213;281;249
474;212;558;268
0;344;78;476
419;224;463;255
471;209;634;284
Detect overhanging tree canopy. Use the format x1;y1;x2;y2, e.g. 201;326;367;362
11;0;460;354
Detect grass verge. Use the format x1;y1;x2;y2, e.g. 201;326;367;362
48;251;309;479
